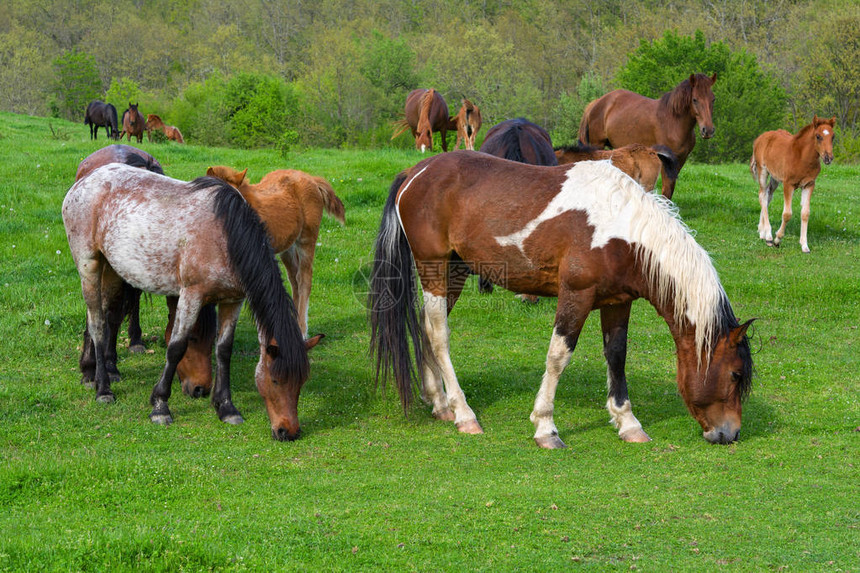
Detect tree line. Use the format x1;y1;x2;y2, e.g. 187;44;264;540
1;0;857;161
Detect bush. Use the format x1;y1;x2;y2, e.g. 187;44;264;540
550;72;605;146
51;49;101;121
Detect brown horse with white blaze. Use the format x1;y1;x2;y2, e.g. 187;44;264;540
370;151;753;447
579;73;717;199
751;115;835;253
392;89;451;152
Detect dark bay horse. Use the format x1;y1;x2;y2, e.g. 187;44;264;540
370;151;753;447
578;73;717;199
554;143;679;193
84;101;118;140
63;164;310;440
392;89;450;153
751;115;835;253
74;145;217;399
449;99;482;151
119;103;145;143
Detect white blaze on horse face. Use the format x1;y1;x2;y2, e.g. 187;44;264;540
823;129;830;136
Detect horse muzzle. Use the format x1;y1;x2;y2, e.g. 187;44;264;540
822;153;833;165
700;126;715;139
703;425;739;445
272;426;301;441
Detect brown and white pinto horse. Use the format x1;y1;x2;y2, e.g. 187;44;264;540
63;164;310;440
578;73;717;199
206;165;345;337
392;89;451;152
751;115;835;253
145;114;185;143
554;143;679;193
370;151;753;447
449;98;482;151
119;103;146;143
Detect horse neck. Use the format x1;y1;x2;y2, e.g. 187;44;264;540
659;88;697;131
650;297;705;384
794;125;823;166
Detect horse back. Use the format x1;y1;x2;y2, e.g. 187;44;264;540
751;129;817;183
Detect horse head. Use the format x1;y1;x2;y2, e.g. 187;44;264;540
813;115;836;165
678;319;754;444
689;73;717;139
207;165;249;190
128;103;140;125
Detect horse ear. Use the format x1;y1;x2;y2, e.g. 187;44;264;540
305;333;325;350
238;168;248;184
710;72;717;83
689;74;696;86
828;116;836;125
729;319;755;347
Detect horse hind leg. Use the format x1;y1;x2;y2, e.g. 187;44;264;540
600;303;650;443
756;165;778;245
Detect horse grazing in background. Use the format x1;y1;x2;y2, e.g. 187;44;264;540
578;73;717;199
63;164;313;440
145;114;184;143
119;103;145;143
392;89;451;152
75;145;218;400
84;101;118;140
750;115;835;253
206;165;345;338
369;151;753;447
449;98;482;150
554;142;679;193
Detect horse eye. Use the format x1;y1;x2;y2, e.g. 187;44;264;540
731;371;741;382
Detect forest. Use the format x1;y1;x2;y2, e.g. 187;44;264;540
1;0;858;161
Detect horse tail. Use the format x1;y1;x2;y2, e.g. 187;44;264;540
578;99;597;144
369;173;423;413
203;177;310;385
173;127;184;144
391;118;411;140
314;177;346;225
653;145;680;181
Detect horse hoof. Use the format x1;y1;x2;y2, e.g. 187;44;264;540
456;419;484;434
128;344;146;354
222;414;244;425
534;434;567;449
434;409;456;422
765;239;774;247
620;428;652;443
150;414;173;425
96;392;116;404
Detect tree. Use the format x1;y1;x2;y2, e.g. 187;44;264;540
616;30;785;163
550;71;605;146
51;48;102;121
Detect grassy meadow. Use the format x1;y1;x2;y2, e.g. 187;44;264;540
0;111;857;571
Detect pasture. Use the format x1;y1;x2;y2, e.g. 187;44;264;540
0;111;857;570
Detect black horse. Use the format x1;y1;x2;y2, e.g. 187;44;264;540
84;101;119;140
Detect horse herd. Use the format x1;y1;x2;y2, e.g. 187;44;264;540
84;100;184;144
65;76;836;447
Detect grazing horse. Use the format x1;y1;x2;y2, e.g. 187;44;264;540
119;103;145;143
751;115;836;253
206;165;345;337
449;98;482;151
84;101;119;140
369;151;753;447
63;164;311;440
578;73;717;199
554;143;679;193
75;145;217;399
145;114;185;143
392;89;451;153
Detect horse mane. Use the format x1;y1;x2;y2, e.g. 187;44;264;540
124;152;164;175
193;176;309;386
566;161;741;364
555;142;601;155
796;122;816;138
482;118;558;166
660;74;711;117
417;89;436;131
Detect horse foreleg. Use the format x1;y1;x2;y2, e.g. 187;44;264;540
799;184;814;253
773;184;795;248
211;302;244;425
600;303;650;443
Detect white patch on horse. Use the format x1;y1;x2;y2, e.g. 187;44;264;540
392;164;430;248
822;129;830;136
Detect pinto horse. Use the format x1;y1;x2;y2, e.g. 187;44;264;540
369;151;753;447
392;89;451;153
145;114;185;143
554;143;679;193
75;145;217;399
119;103;145;143
206;165;345;337
751;115;835;253
84;101;119;140
63;164;311;440
449;98;482;151
578;73;717;199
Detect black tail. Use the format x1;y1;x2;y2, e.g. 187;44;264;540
653;145;680;181
369;174;424;412
200;177;309;386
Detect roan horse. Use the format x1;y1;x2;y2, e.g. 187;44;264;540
369;151;753;447
750;115;836;253
392;89;451;152
84;100;119;140
578;73;717;199
119;103;145;143
145;114;185;143
449;98;482;151
63;164;311;440
74;145;217;399
206;165;346;337
554;142;679;193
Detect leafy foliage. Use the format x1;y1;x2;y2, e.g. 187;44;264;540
50;48;101;121
550;72;605;146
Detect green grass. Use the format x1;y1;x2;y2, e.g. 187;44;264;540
0;111;857;571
